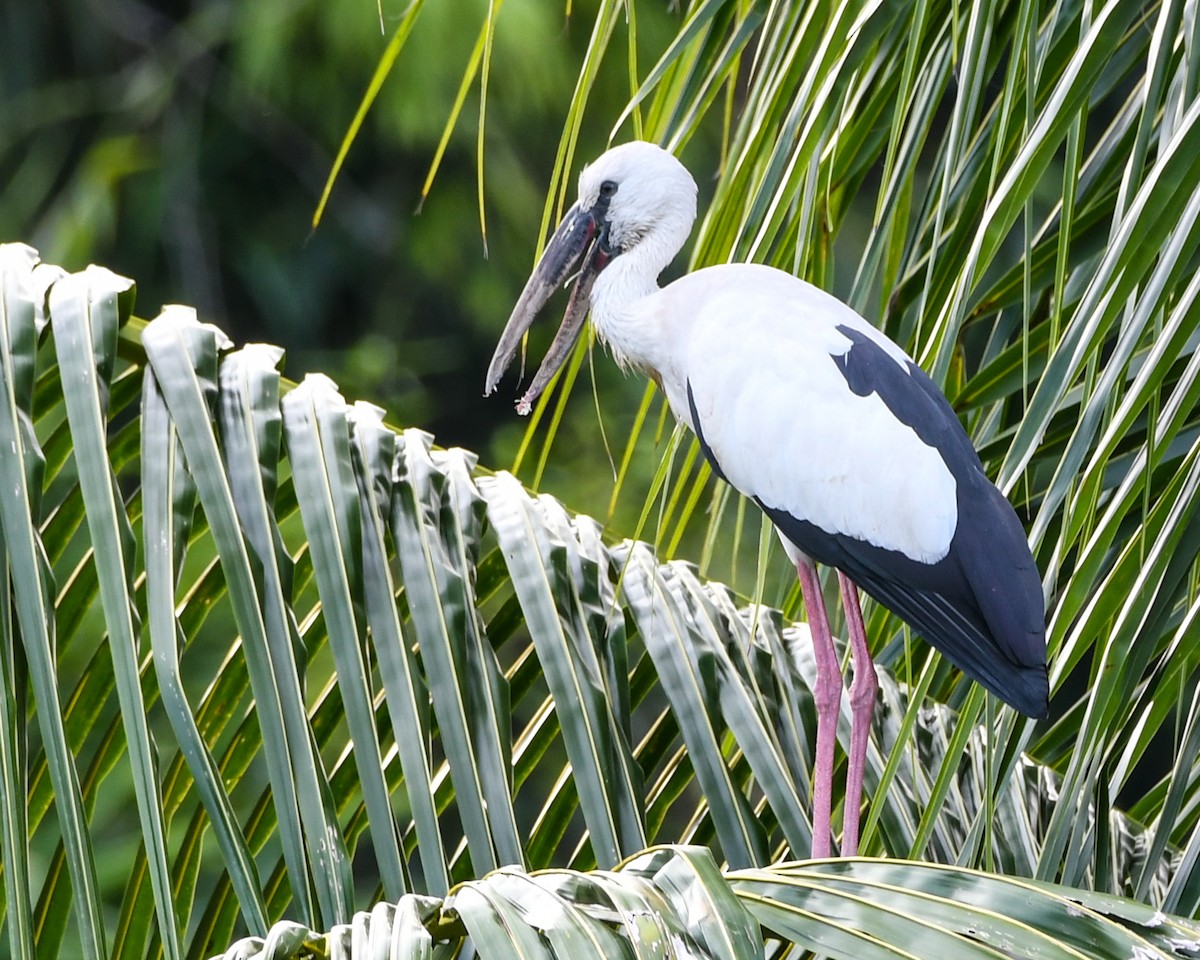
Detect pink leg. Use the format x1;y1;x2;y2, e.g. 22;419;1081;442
838;572;877;857
797;559;842;858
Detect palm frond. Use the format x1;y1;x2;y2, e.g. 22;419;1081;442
503;0;1200;896
0;243;1189;956
8;0;1200;954
205;849;1200;960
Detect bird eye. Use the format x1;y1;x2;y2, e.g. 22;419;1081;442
599;180;618;199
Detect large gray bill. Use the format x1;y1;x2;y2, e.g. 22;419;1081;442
484;202;594;397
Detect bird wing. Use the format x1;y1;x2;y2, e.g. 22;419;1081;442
673;270;1047;716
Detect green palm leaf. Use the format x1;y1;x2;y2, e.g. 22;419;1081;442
7;0;1200;954
0;238;1188;955
203;849;1200;960
502;0;1200;902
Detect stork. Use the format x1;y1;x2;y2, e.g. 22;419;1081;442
485;141;1049;858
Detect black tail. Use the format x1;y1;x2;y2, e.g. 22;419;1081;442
760;483;1049;718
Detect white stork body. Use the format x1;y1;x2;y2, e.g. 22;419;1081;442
602;264;958;564
486;141;1049;858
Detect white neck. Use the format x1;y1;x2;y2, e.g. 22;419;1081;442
589;212;691;373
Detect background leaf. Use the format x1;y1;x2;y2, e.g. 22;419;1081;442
6;0;1200;954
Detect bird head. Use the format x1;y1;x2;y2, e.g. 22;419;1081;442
484;141;697;414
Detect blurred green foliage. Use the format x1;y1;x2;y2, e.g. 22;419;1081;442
1;0;699;534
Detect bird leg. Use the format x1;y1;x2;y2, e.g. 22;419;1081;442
796;559;841;858
837;572;877;857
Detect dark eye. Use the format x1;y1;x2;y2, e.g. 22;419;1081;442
599;180;618;199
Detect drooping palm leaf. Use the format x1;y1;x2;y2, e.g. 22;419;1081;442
0;245;1188;958
204;848;1200;960
8;0;1200;955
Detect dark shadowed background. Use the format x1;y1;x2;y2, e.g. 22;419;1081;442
1;0;720;537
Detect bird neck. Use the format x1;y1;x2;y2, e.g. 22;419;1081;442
589;216;689;372
590;256;663;372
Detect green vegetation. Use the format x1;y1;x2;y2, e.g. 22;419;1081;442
5;0;1200;957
